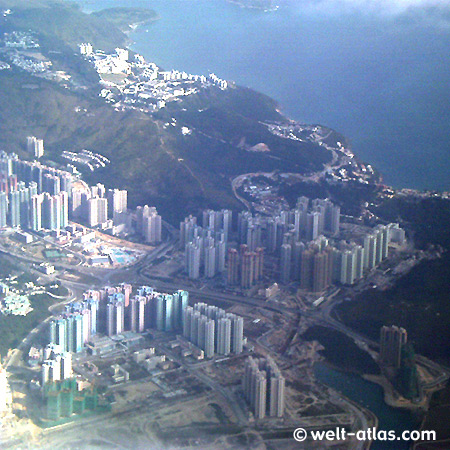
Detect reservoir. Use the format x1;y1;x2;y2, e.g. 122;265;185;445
315;362;420;450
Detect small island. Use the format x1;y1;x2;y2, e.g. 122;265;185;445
227;0;279;12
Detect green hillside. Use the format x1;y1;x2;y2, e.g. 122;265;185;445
0;0;127;51
0;0;334;223
91;7;158;32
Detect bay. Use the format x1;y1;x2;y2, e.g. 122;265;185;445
77;0;450;190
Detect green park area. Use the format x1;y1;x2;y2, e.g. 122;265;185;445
0;292;55;356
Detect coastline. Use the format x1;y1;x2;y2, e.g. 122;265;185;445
76;3;161;37
314;362;379;445
128;0;450;192
317;360;424;413
123;14;161;35
363;374;427;412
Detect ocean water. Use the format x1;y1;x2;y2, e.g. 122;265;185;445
77;0;450;190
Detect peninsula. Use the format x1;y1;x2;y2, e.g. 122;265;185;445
91;7;159;33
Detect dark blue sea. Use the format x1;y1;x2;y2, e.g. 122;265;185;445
77;0;450;190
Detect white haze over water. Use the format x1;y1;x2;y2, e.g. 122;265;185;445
296;0;450;12
292;0;450;24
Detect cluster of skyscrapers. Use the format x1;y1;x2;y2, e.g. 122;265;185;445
129;288;188;333
49;285;189;354
183;302;244;358
72;184;162;241
49;297;99;354
280;223;403;291
108;286;188;336
0;151;73;230
0;147;162;242
72;182;120;227
238;197;340;254
0;151;74;196
181;210;231;279
201;209;233;240
243;356;285;419
48;285;245;362
227;245;264;288
41;344;73;386
72;183;161;242
283;235;363;290
229;197;405;292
